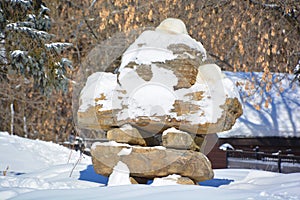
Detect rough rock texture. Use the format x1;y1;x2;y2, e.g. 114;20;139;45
107;126;147;146
130;176;149;184
176;176;196;185
79;96;242;135
129;177;139;184
194;135;205;149
107;125;160;146
91;142;214;182
88;98;243;135
162;128;200;151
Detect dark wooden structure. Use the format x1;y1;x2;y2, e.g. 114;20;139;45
218;137;300;156
207;140;227;169
207;137;300;172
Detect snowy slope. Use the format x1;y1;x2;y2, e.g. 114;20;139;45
1;132;300;200
0;132;103;199
219;72;300;138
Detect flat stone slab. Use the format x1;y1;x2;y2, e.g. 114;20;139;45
91;141;214;182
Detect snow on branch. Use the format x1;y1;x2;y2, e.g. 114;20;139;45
6;22;35;28
60;58;73;69
6;23;54;40
10;50;32;73
0;8;3;22
55;58;73;70
27;14;51;31
11;50;28;60
40;4;50;16
45;42;73;54
9;0;33;10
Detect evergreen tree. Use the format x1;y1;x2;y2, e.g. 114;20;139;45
0;0;72;94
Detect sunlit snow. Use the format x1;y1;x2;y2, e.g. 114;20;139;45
1;132;299;200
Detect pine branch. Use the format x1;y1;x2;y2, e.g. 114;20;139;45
45;42;73;54
6;23;54;40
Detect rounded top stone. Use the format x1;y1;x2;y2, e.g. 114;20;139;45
155;18;188;35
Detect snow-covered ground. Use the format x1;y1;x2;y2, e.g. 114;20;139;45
1;132;300;200
219;72;300;138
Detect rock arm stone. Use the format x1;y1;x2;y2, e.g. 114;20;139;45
91;142;214;182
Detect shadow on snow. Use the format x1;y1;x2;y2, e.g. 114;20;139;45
79;165;233;187
79;165;108;185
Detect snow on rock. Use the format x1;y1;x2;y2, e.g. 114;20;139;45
116;65;178;120
77;19;242;135
155;18;188;35
119;18;206;70
107;161;131;186
120;124;134;131
78;17;242;188
162;127;186;136
78;72;118;112
151;174;181;186
117;147;133;156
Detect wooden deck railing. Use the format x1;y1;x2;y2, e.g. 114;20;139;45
226;150;300;173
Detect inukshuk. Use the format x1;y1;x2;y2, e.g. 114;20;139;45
77;18;243;185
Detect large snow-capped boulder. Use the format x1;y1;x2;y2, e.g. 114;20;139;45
91;141;214;182
77;18;242;135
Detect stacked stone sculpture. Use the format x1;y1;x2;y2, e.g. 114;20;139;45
78;18;243;184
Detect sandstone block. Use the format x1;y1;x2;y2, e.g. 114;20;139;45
91;141;214;182
162;127;200;151
107;124;147;146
